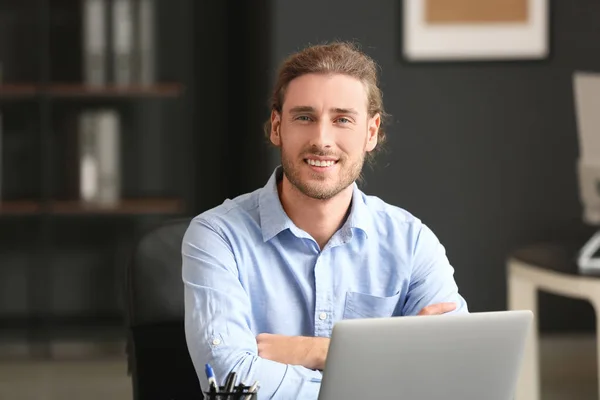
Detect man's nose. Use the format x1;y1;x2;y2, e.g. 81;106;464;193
308;121;333;148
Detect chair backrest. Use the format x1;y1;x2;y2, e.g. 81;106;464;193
127;218;190;326
125;217;203;400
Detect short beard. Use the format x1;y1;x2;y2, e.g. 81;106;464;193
281;146;365;200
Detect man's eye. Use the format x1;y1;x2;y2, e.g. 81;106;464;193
336;117;351;124
295;115;312;121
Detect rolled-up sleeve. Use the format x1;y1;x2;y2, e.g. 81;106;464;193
182;217;322;399
401;222;469;316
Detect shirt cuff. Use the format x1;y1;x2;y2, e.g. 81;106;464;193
259;359;322;399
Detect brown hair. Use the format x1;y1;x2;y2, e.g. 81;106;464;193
264;41;390;163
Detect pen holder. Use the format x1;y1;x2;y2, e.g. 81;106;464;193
203;386;258;400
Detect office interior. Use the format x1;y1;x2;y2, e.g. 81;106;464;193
0;0;599;399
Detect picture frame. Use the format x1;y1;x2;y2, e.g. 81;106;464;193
401;0;550;62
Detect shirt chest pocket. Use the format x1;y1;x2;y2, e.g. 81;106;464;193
343;291;401;320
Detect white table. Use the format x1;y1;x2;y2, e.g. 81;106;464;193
507;242;600;400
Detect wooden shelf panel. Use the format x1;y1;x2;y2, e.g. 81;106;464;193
0;199;184;216
0;84;38;99
0;201;42;214
0;83;184;99
47;83;183;98
50;198;184;215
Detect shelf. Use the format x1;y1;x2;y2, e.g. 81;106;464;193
0;83;184;100
0;199;184;216
0;201;42;215
47;83;184;98
0;84;38;99
50;198;184;215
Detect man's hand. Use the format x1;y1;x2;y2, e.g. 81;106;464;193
256;333;330;371
418;302;456;316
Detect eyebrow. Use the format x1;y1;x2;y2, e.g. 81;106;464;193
288;106;359;115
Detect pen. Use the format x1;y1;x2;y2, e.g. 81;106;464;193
245;380;259;400
205;363;219;392
224;371;237;393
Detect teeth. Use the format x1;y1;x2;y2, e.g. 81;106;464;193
307;159;335;167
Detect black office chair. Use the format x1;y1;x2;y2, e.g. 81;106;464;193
125;217;203;400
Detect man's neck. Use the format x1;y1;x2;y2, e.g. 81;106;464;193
278;176;353;250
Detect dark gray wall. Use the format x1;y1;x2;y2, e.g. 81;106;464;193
269;0;600;331
193;0;272;211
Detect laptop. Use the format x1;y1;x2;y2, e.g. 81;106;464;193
318;310;532;400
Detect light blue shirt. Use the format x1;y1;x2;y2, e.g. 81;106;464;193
182;166;468;399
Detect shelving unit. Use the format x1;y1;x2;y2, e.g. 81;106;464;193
0;201;42;215
0;0;195;357
0;84;38;99
0;83;184;99
50;198;184;215
0;198;183;216
47;83;184;98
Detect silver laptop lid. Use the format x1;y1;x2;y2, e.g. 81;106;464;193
318;310;532;400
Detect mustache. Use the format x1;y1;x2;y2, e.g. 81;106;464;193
301;149;340;158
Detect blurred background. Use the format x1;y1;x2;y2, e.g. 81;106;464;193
1;0;599;399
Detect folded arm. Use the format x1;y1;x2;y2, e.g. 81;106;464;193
182;218;322;399
256;333;330;371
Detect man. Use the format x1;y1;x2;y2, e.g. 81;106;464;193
182;41;468;399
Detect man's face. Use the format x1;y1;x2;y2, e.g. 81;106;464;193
270;73;380;200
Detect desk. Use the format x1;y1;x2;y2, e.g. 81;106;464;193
507;242;600;400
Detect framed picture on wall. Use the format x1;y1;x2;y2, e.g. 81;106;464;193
402;0;550;62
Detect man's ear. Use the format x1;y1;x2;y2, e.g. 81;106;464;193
366;113;380;152
270;110;282;147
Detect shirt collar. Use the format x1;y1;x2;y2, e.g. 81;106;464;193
258;167;294;242
345;181;373;238
258;166;373;242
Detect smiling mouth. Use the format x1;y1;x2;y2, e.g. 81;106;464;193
304;159;338;167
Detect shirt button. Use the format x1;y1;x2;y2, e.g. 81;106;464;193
212;338;221;346
319;312;327;320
